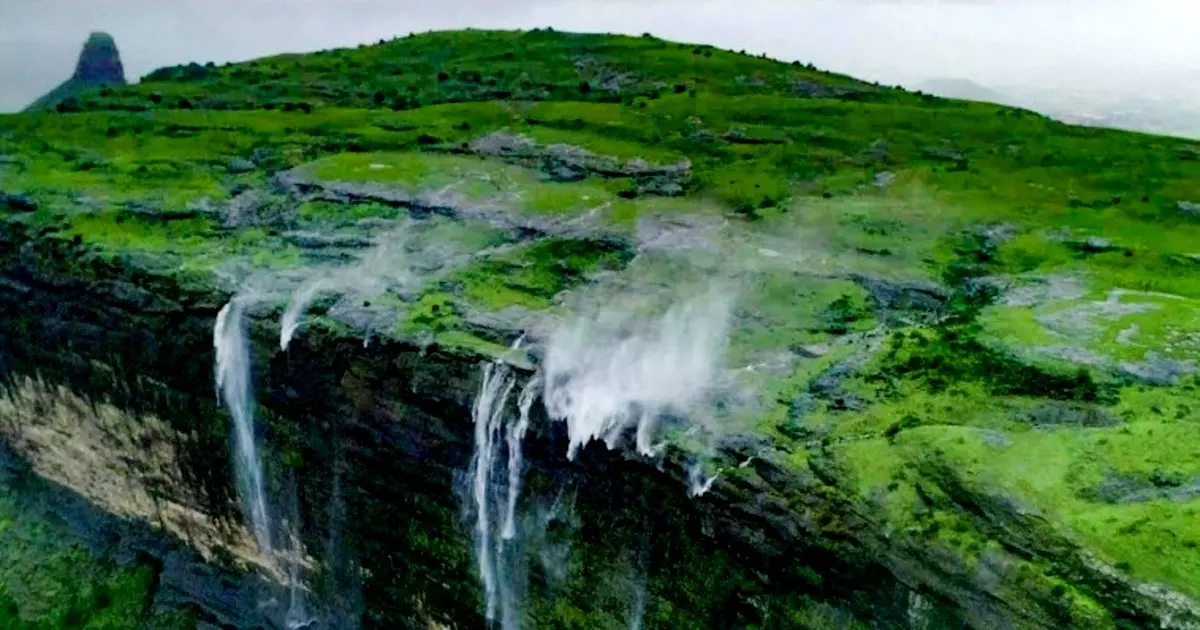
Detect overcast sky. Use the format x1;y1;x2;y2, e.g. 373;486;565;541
1;0;1198;113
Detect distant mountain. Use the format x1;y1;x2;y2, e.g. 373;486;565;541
913;78;1011;105
25;32;126;112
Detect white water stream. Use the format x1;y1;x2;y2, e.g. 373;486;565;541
214;299;273;554
215;299;313;628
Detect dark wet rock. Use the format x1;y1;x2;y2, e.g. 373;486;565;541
851;274;948;321
793;80;874;100
219;190;295;228
794;343;829;359
1119;354;1196;386
573;57;638;95
1085;470;1200;505
282;232;373;250
226;158;257;174
467;131;692;195
722;127;787;145
810;362;858;397
922;144;966;163
864;139;890;164
1084;470;1149;503
979;223;1018;251
1026;401;1117;428
0;192;37;212
122;200;208;221
1066;236;1123;254
828;394;866;412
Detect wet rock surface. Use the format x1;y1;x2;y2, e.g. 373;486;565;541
468;131;693;196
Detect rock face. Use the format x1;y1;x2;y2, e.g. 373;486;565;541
72;32;126;84
25;31;127;112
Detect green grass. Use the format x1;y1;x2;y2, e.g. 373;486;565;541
449;237;634;312
0;482;193;629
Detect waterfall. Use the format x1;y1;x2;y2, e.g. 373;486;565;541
541;289;733;460
470;361;517;623
214;300;273;553
216;300;317;628
280;278;333;351
464;290;734;626
686;462;719;498
279;222;420;352
629;579;647;630
502;377;539;541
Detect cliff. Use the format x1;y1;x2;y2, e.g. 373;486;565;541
2;28;1200;629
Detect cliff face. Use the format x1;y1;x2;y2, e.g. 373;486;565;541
25;31;127;112
0;226;951;628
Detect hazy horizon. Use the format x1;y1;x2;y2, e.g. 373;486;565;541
2;0;1198;113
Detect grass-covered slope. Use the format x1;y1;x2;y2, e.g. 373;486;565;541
4;27;1200;627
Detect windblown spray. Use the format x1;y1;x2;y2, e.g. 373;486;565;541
541;288;734;459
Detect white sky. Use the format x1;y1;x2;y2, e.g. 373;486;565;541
1;0;1198;112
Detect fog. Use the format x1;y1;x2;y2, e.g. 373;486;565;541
1;0;1198;114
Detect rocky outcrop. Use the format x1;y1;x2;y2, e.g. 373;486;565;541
25;32;127;112
466;131;693;196
71;32;126;85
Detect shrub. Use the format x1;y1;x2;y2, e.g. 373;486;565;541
55;98;82;113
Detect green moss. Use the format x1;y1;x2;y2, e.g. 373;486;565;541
451;237;634;313
0;482;193;629
297;200;403;223
707;164;790;217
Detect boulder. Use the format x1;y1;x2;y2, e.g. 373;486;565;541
0;192;37;212
226;158;257;174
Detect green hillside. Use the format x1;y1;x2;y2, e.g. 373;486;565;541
4;28;1200;627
